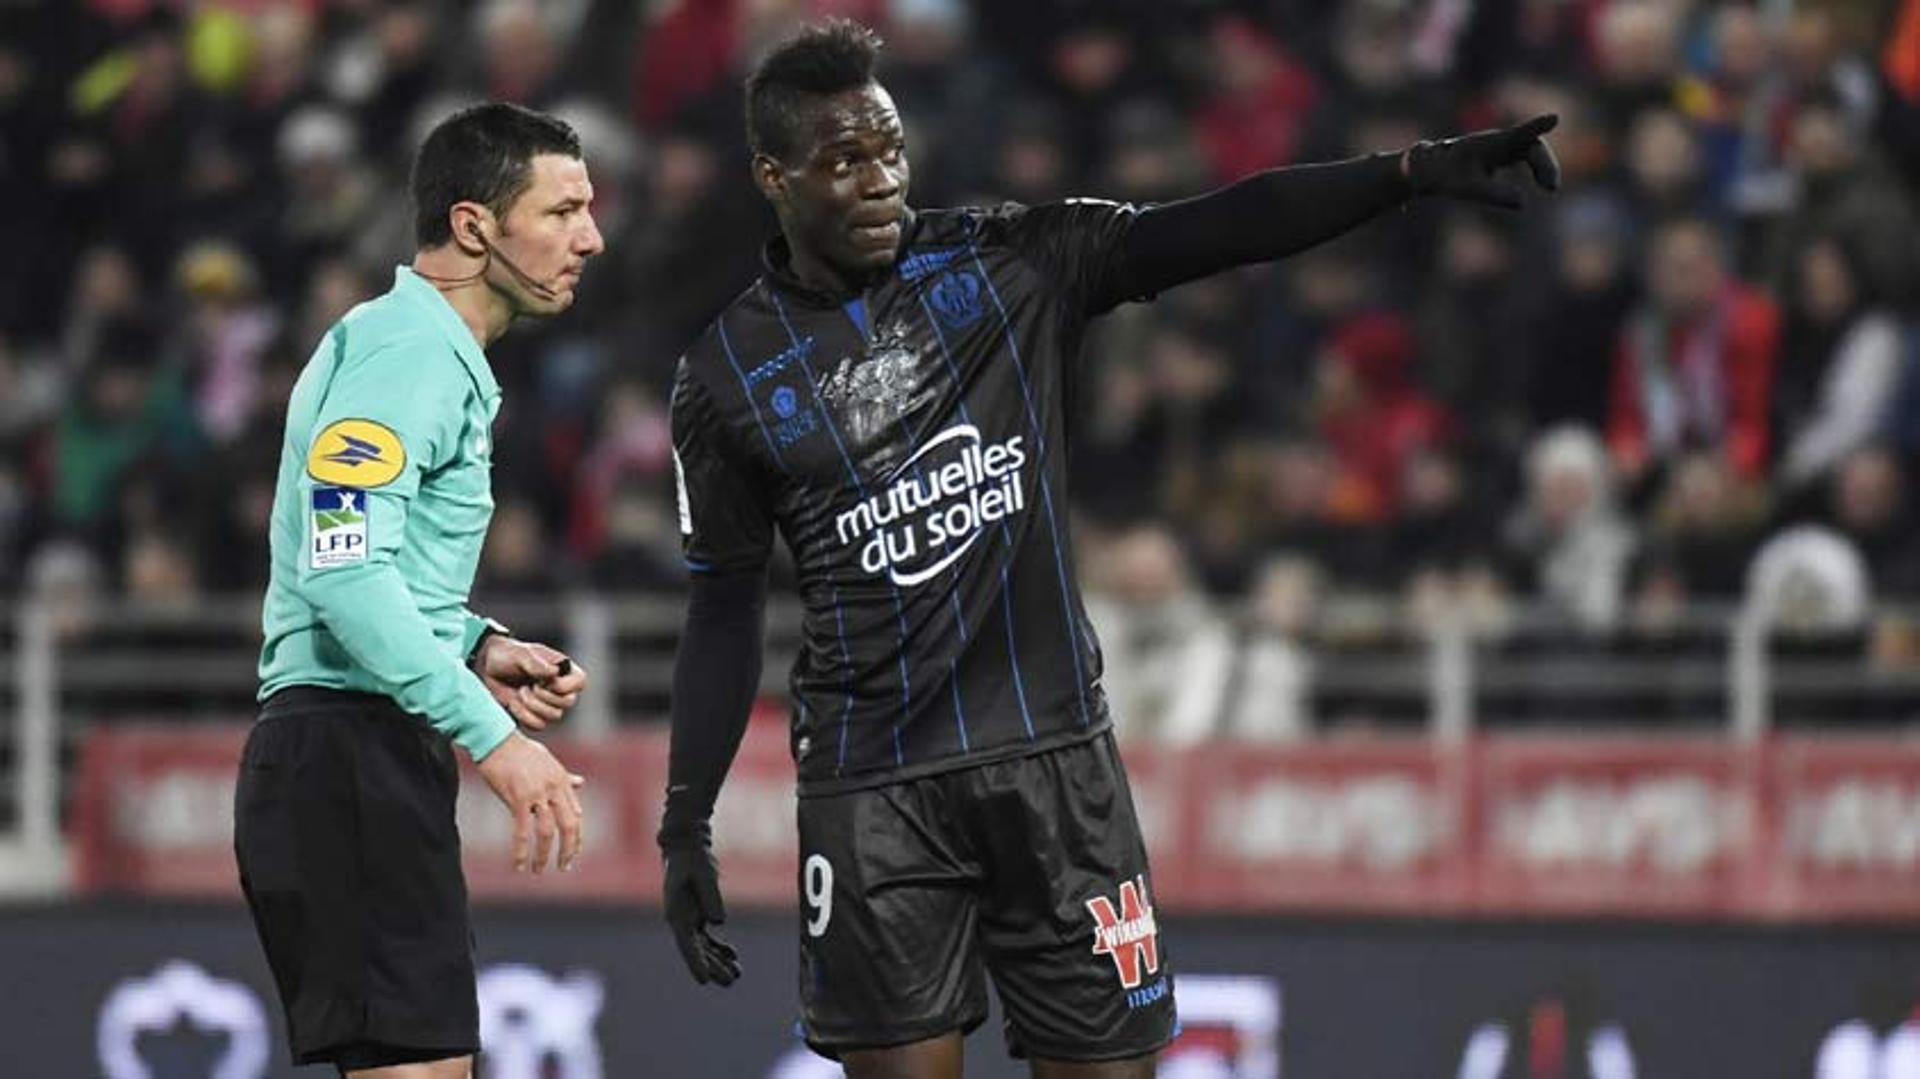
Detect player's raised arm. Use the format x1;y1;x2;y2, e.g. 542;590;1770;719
1094;114;1562;311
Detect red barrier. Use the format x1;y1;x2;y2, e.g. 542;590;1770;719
66;723;1920;920
1166;741;1472;914
1769;736;1920;920
1476;735;1764;917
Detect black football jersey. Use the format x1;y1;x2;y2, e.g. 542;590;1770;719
671;200;1139;794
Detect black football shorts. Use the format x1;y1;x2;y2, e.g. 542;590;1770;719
233;687;480;1070
796;730;1176;1062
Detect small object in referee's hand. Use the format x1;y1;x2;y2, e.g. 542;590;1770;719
554;657;572;678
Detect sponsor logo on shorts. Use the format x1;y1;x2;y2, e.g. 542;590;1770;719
1087;874;1160;991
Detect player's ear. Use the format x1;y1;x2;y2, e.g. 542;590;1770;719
751;153;788;206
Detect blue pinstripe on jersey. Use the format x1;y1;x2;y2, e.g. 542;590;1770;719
964;243;1093;727
918;291;1035;741
767;287;915;766
716;318;788;469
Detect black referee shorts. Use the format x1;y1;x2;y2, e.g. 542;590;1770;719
233;687;480;1069
797;730;1176;1063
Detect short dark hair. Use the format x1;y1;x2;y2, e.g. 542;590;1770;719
411;102;582;247
745;19;883;162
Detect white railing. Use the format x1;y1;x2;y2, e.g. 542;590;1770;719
3;592;1918;895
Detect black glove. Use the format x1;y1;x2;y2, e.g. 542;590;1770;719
659;819;740;986
1405;114;1561;209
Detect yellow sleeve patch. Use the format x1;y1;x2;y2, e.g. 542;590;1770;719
307;418;408;488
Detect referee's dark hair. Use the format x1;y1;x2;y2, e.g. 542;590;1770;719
745;18;883;163
412;102;582;247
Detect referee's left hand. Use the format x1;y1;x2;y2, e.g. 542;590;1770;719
475;636;588;731
1403;113;1561;209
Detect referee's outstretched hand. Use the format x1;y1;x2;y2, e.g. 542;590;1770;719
1404;113;1561;209
662;836;740;986
475;731;587;874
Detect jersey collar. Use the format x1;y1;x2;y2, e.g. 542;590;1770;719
761;208;921;306
392;265;500;400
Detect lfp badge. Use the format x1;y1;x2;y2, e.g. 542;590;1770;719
309;485;368;569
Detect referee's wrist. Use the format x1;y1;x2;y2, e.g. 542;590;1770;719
467;617;512;667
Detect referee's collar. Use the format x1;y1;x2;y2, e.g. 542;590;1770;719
391;265;498;400
761;208;921;305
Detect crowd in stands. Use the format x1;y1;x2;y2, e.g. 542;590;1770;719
4;0;1920;734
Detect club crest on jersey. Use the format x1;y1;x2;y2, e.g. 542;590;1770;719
929;270;984;330
768;383;818;446
1087;875;1160;991
820;319;922;446
309;485;368;569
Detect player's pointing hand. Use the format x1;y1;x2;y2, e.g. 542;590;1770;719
1403;113;1562;210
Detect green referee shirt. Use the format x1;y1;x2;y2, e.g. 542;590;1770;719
258;265;515;760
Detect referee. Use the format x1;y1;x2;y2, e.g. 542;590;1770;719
235;103;601;1077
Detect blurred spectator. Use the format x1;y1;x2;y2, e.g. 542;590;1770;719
271;105;379;290
478;497;565;595
24;540;105;643
1381;448;1488;586
123;526;201;606
1525;194;1635;434
1504;426;1637;631
1675;3;1789;214
1644;451;1769;599
1591;1;1682;134
1608;217;1779;484
62;244;149;372
1774;236;1907;489
1415;209;1529;462
174;241;278;445
51;319;195;545
571;380;674;563
324;1;438;158
1193;16;1318;182
1215;555;1322;743
1622;107;1711;224
1764;94;1920;308
1744;524;1870;636
1313;311;1454;523
1084;525;1234;745
1826;447;1920;598
0;333;62;448
477;0;566;107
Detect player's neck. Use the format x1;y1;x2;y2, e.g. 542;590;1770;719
783;237;869;299
412;249;512;349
